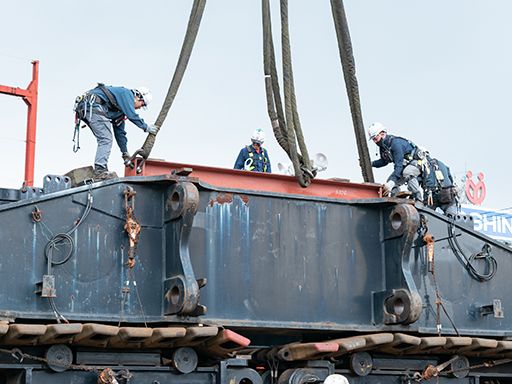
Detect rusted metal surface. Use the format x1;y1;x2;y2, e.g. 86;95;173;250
123;187;140;269
278;342;339;361
208;192;234;206
0;173;511;340
201;329;251;358
125;160;381;200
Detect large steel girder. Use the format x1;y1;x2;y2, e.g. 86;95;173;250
0;176;204;323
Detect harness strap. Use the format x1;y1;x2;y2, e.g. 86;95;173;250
96;83;121;112
72;119;81;153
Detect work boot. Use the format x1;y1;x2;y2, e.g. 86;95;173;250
93;166;118;181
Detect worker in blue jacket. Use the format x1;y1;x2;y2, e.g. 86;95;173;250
234;128;272;173
368;122;423;200
74;84;158;180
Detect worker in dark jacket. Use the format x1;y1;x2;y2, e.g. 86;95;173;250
368;122;423;200
421;156;458;216
74;84;158;180
234;128;272;173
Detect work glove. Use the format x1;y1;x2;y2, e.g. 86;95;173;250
382;180;396;197
122;151;131;165
146;124;159;135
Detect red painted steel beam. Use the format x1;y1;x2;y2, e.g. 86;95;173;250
0;60;39;186
125;159;381;200
0;86;31;98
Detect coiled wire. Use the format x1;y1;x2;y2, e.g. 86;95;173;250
44;189;93;267
447;221;497;282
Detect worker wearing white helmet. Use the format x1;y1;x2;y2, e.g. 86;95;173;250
73;83;157;181
234;128;272;173
368;122;424;200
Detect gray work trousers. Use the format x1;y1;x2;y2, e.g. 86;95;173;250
88;104;113;170
402;161;423;201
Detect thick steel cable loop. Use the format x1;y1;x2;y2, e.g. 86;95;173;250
280;0;307;187
138;0;207;158
330;0;374;183
262;0;290;152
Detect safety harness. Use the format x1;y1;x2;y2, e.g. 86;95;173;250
244;145;269;172
422;157;457;206
72;83;123;153
379;135;423;166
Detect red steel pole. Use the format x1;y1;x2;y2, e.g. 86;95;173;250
0;60;39;187
24;61;39;187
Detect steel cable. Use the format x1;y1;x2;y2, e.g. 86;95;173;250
280;0;314;187
262;0;289;152
130;0;206;171
262;0;315;187
329;0;374;183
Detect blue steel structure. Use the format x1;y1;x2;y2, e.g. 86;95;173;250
0;169;511;383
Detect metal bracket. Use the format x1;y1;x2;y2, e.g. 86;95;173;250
219;359;263;384
478;299;504;318
163;182;206;316
374;204;423;325
35;275;56;298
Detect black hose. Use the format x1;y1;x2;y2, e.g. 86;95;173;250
447;221;497;282
329;0;374;183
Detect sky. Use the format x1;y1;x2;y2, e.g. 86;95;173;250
0;1;509;209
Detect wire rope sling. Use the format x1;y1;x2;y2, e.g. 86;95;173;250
125;0;207;174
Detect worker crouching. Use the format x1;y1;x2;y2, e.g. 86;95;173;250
74;84;158;181
368;122;423;200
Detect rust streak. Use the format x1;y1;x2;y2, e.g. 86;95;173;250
209;193;234;207
239;194;249;205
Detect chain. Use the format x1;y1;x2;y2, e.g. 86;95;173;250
120;186;147;327
419;215;459;336
413;357;512;382
444;358;512;376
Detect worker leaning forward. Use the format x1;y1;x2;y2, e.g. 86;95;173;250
74;83;158;180
234;128;272;173
368;122;424;200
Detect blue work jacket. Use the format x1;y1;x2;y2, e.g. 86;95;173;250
89;85;148;153
372;134;416;182
234;145;271;173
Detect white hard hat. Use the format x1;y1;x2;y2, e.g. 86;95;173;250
324;374;349;384
251;128;266;144
133;86;153;107
368;121;387;140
